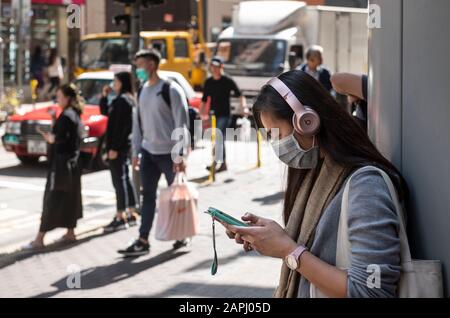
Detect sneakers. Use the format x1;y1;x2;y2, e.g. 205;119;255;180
118;239;150;257
126;213;139;227
173;238;192;250
104;218;129;233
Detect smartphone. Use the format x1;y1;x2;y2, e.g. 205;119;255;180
204;207;249;227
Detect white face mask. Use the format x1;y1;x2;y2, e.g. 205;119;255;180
270;133;319;169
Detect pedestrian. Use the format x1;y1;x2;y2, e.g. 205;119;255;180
25;84;84;249
296;45;333;92
47;48;64;98
118;49;190;256
30;46;46;94
200;56;247;172
331;72;368;131
220;70;409;298
99;72;140;232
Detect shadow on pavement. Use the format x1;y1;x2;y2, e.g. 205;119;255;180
0;227;117;270
252;191;284;206
184;250;259;273
188;175;210;184
0;161;100;179
134;282;275;298
31;249;190;298
0;162;48;178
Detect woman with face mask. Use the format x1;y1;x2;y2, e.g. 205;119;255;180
220;70;409;298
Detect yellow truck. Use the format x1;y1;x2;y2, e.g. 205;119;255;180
76;31;207;89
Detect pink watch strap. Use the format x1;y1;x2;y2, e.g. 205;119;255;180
292;245;308;262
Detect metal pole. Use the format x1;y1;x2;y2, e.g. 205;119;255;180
0;37;4;108
129;1;141;64
256;130;262;168
0;0;2;101
196;0;207;50
209;112;216;183
16;0;23;90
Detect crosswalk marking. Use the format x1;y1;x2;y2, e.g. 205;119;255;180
0;180;115;197
0;180;117;236
0;208;35;223
0;206;116;234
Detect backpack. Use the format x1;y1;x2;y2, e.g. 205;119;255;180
136;80;197;145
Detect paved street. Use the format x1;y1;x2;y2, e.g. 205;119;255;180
0;137;287;298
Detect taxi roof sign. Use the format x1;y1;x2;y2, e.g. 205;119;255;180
108;64;133;74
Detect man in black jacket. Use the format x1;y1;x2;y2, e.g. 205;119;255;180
200;56;247;172
296;45;333;92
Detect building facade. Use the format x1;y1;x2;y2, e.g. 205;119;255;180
0;0;85;89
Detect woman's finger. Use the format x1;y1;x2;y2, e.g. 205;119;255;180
225;229;235;239
230;225;259;237
218;220;233;232
242;213;270;226
241;212;259;224
243;241;253;252
235;233;244;244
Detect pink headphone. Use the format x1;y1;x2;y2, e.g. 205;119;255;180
267;77;320;137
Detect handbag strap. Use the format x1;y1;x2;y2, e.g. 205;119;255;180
174;172;187;185
336;166;412;270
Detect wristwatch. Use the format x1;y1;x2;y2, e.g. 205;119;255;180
285;245;308;270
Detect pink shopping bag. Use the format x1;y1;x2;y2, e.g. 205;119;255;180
155;172;199;241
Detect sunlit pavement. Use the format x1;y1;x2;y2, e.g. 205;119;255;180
0;139;287;298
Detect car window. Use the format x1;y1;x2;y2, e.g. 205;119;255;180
148;39;167;59
174;38;189;58
75;79;115;105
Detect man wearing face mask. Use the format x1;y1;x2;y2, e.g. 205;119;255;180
118;49;191;256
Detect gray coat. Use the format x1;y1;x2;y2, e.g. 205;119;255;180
298;169;402;297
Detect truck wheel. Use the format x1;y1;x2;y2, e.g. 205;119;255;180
17;155;40;165
94;135;109;171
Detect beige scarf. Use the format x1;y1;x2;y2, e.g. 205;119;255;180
274;156;349;298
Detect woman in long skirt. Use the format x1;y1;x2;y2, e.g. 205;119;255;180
26;84;84;249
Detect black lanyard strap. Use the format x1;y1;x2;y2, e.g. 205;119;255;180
211;218;218;275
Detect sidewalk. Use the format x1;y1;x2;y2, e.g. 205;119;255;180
0;141;287;298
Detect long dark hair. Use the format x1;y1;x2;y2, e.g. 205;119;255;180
58;83;84;115
49;48;58;66
253;70;408;222
32;46;42;63
115;72;135;95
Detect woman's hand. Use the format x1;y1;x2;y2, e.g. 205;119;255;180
108;150;118;160
41;132;55;144
223;224;254;252
220;213;297;259
102;85;112;98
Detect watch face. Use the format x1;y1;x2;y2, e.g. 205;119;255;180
286;255;298;270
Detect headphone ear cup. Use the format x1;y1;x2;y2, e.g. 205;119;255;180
293;107;320;136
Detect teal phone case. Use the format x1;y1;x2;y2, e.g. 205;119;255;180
205;207;249;227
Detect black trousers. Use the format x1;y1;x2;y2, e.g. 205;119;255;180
109;151;137;211
49;77;60;93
